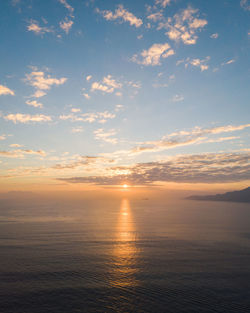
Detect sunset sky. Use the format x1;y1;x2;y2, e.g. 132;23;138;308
0;0;249;192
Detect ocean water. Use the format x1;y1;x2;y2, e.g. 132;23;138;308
0;195;250;313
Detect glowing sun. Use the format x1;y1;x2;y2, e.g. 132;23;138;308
123;184;128;189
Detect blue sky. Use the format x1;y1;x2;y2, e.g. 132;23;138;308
0;0;249;191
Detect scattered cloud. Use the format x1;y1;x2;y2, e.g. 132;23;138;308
210;33;219;39
71;126;84;133
178;57;210;71
155;0;171;8
86;75;92;81
83;93;90;99
25;70;67;90
147;12;163;22
94;128;118;144
27;20;52;35
71;108;81;113
0;134;7;140
4;114;52;124
0;85;15;96
132;42;175;66
158;6;207;45
59;18;74;33
91;75;122;93
240;0;250;10
25;69;67;100
171;94;184;102
26;100;43;108
221;59;236;66
58;0;74;16
97;5;143;28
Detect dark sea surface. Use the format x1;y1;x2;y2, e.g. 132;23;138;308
0;195;250;313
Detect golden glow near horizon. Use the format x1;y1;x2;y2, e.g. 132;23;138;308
123;184;128;189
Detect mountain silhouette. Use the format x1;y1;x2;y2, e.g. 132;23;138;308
187;187;250;203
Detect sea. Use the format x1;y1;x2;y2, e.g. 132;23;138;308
0;194;250;313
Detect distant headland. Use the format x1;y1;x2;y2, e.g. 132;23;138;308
187;187;250;203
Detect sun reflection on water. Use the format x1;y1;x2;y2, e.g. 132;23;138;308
109;198;139;288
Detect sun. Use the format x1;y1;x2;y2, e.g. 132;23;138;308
123;184;128;189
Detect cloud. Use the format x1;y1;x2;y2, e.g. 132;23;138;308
71;127;83;133
98;5;143;28
59;18;74;33
158;6;207;45
57;151;250;185
0;85;15;96
27;20;52;35
132;42;174;66
0;149;46;158
221;59;236;66
71;108;81;113
178;57;210;71
9;144;23;148
59;111;115;123
4;114;52;124
58;0;74;16
240;0;250;10
124;123;250;156
94;128;117;144
0;134;7;140
210;33;219;39
155;0;171;8
31;90;47;98
83;93;90;99
91;75;122;93
26;100;43;108
147;12;163;22
25;70;67;91
86;75;92;81
171;94;184;102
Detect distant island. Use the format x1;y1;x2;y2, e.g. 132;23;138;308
187;187;250;203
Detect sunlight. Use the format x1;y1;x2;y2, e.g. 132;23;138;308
123;184;128;189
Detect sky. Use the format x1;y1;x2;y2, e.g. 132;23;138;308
0;0;249;192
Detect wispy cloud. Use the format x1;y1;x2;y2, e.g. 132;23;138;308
94;128;118;144
58;0;74;16
120;123;250;156
155;0;172;8
221;59;236;66
59;111;115;123
97;5;143;28
26;100;43;108
0;149;46;158
4;114;52;124
71;126;84;133
0;85;15;96
132;42;175;66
